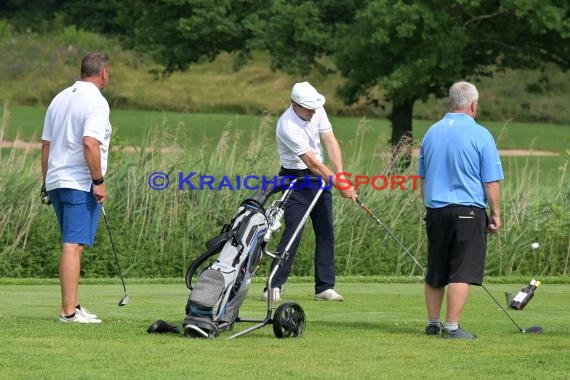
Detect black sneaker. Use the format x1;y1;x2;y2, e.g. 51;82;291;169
424;324;441;336
442;326;477;339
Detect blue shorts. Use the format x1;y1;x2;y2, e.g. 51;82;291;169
48;188;101;246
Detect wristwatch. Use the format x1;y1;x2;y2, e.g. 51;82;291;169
92;177;105;185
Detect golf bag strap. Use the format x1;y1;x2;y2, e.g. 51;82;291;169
185;242;225;290
187;211;250;290
203;200;258;252
205;226;232;252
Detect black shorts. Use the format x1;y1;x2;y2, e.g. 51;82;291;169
424;205;488;287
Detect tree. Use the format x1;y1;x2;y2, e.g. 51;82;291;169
30;0;263;74
61;0;139;37
123;0;261;74
0;0;63;31
59;0;568;155
248;0;569;152
243;0;360;75
335;0;570;144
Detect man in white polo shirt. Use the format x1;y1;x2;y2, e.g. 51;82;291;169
41;52;112;323
266;82;356;302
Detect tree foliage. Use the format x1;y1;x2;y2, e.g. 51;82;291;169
244;0;360;75
241;0;570;147
1;0;568;146
124;0;260;73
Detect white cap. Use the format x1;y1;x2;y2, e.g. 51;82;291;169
291;82;325;109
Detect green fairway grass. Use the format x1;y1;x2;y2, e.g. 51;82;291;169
3;105;569;153
1;279;569;379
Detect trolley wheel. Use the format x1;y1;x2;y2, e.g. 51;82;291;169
272;302;306;339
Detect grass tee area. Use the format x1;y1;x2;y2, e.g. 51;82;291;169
1;30;569;379
1;104;569;379
1;279;569;379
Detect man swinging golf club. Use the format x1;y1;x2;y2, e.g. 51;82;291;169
418;81;503;339
265;82;357;302
41;52;112;323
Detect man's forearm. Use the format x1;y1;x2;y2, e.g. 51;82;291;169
83;137;103;180
300;152;336;185
484;181;501;217
325;137;344;174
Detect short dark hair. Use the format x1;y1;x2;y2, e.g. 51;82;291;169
81;53;110;78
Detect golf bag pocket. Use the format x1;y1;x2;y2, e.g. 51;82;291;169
187;268;228;318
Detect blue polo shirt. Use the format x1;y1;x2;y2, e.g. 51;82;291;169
418;113;504;208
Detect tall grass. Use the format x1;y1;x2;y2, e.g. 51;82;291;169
0;101;55;276
1;106;569;278
488;150;570;275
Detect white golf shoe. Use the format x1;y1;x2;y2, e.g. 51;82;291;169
76;305;98;319
59;311;102;324
315;289;344;301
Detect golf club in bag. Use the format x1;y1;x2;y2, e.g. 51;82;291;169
101;206;129;306
355;198;543;334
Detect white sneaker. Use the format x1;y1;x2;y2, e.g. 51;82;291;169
263;288;282;302
59;312;102;324
315;289;344;301
76;305;97;319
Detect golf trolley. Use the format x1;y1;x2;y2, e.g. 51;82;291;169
181;176;326;339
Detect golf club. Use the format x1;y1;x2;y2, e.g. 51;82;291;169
355;198;543;334
355;198;424;272
101;206;129;306
480;283;543;334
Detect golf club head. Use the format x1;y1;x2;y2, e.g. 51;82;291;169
504;292;514;307
523;325;544;334
118;294;129;306
147;320;180;334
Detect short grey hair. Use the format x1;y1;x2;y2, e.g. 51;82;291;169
448;81;478;111
81;53;110;78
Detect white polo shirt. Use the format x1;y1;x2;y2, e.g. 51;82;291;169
42;81;112;192
276;105;332;170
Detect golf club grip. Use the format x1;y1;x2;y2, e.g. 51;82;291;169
355;198;374;216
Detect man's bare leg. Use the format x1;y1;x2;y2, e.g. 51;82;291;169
59;243;83;316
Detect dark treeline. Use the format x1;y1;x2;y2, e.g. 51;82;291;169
1;0;133;35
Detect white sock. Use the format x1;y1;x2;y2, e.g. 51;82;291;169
428;319;440;326
444;322;458;331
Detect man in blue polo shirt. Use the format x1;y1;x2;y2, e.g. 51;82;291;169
418;81;503;339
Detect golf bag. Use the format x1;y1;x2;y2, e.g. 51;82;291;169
183;184;279;338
